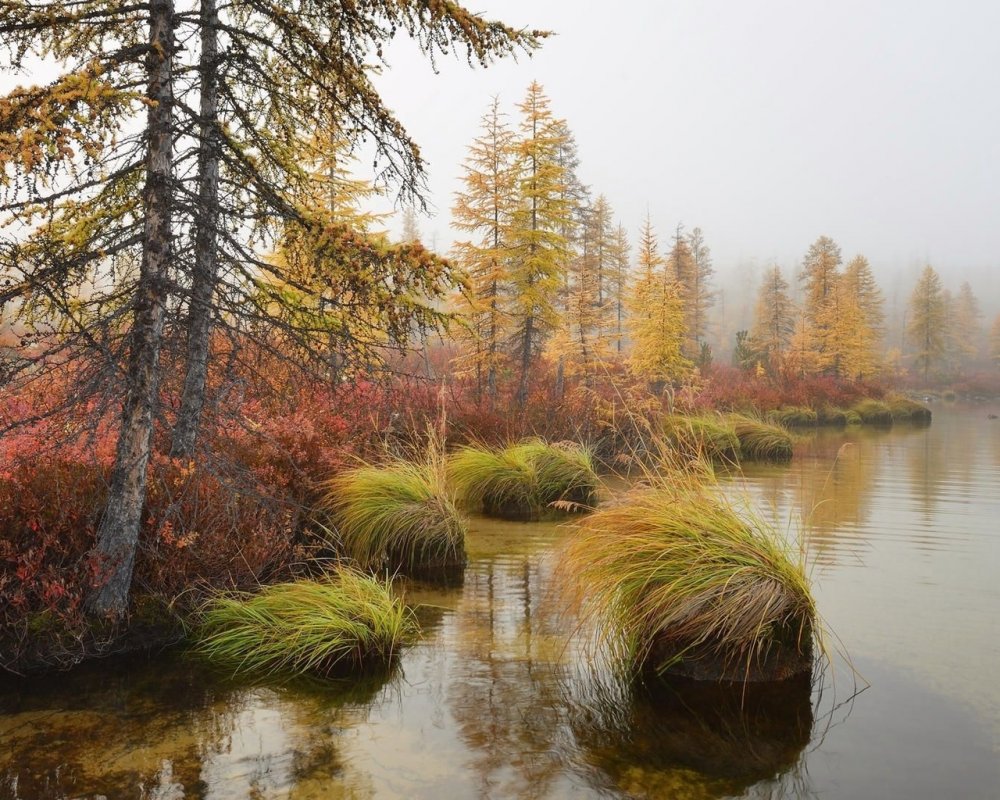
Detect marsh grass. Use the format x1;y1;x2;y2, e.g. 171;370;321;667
324;451;467;572
816;407;848;427
886;395;932;423
768;407;818;428
662;414;741;463
192;569;417;677
850;398;893;426
561;471;817;682
728;414;794;462
447;439;599;520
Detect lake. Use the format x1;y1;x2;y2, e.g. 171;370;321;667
2;403;998;799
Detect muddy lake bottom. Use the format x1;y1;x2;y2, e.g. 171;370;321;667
2;404;999;799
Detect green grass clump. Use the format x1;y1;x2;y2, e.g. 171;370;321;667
193;569;417;677
768;407;818;428
325;458;467;572
728;415;794;462
447;439;598;520
851;398;893;426
562;478;816;682
844;410;863;425
662;414;741;463
886;395;932;423
816;407;848;426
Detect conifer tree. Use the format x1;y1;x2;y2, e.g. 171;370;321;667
627;218;689;389
799;236;842;369
1;0;542;616
990;314;1000;368
508;82;572;407
608;223;631;354
749;265;795;364
451;97;517;405
685;226;716;351
907;265;949;379
950;281;982;363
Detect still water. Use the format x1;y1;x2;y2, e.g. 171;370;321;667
2;404;999;799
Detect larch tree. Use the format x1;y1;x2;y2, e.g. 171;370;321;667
665;223;696;357
907;265;949;379
990;314;1000;368
627;217;689;390
451;96;518;406
608;223;631;354
840;255;884;379
508;81;571;408
799;235;842;367
0;0;543;617
950;281;982;365
749;265;795;365
684;226;715;353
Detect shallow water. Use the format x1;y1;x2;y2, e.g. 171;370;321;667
2;403;999;799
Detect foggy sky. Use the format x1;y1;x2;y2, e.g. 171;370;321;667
2;1;997;307
372;0;1000;303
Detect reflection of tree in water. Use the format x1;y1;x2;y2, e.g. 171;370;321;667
905;410;979;524
0;651;396;798
568;669;815;799
445;553;572;798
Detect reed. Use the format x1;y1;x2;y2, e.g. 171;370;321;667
768;407;818;428
662;414;741;463
447;439;598;520
324;456;467;572
562;475;817;682
192;569;417;677
728;414;794;462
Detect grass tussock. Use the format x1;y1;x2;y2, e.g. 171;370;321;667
768;407;818;428
562;475;817;682
816;407;848;427
192;569;418;677
886;395;932;423
844;409;863;425
662;414;741;463
728;415;794;462
324;456;467;572
850;398;893;426
447;439;599;520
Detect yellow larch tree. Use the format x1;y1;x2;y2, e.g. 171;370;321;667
949;281;982;366
627;217;690;390
451;96;518;406
508;82;572;407
749;264;795;366
799;235;842;367
684;226;716;355
990;314;1000;368
608;222;631;355
907;265;949;379
840;255;884;379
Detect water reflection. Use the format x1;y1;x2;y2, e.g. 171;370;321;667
571;672;814;798
3;411;999;799
0;656;397;799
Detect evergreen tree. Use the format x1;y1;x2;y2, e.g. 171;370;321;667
799;235;842;368
685;226;716;353
508;82;572;407
627;218;689;389
950;281;982;363
451;97;518;406
749;265;795;364
608;223;631;354
990;314;1000;368
907;265;949;379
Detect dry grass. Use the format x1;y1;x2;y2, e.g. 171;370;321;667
561;471;817;681
728;414;794;462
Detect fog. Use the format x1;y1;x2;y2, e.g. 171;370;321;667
4;1;998;330
370;0;1000;321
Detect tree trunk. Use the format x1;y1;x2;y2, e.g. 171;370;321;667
87;0;175;618
172;0;220;458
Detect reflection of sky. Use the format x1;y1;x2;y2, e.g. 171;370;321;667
727;404;1000;755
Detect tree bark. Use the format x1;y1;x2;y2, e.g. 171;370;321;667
87;0;175;618
172;0;220;458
